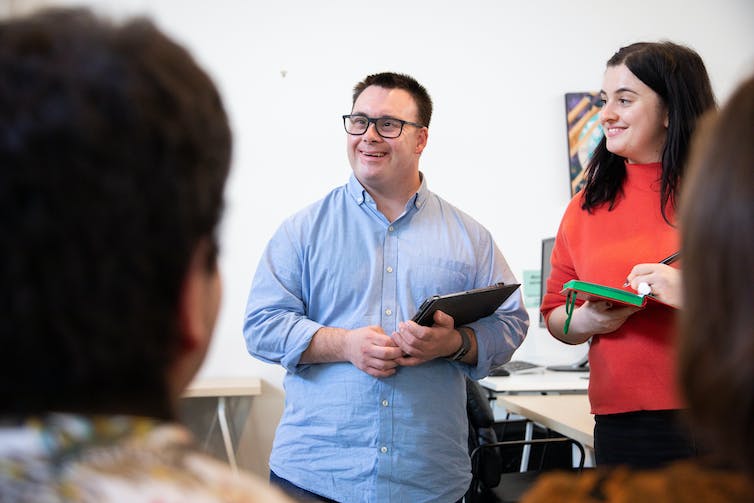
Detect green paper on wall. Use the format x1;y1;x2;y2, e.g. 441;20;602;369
523;270;541;308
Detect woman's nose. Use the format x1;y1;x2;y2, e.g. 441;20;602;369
600;100;617;123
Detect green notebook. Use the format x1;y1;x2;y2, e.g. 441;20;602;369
559;279;676;333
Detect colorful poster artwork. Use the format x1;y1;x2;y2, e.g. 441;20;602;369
565;92;603;196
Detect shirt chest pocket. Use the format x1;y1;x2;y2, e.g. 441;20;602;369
405;258;475;303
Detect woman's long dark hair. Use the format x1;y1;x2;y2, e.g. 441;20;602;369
581;41;715;223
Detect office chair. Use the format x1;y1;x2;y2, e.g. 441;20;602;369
465;378;585;503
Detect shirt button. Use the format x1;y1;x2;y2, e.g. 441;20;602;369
380;446;388;454
386;266;393;273
388;226;394;232
381;399;389;407
385;309;392;316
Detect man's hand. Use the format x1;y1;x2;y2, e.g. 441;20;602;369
392;310;459;366
343;326;404;378
301;325;403;378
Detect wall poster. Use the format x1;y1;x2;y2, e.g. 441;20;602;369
565;92;603;196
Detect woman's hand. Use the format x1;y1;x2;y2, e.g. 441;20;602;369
547;300;640;344
626;263;682;308
547;301;639;344
575;300;640;335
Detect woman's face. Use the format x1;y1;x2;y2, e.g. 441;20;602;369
599;63;668;164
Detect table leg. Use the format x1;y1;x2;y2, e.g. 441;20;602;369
520;421;533;472
583;445;595;468
217;396;238;473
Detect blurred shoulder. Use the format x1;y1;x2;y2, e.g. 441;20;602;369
521;462;754;503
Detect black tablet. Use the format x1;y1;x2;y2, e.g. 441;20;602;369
411;283;521;327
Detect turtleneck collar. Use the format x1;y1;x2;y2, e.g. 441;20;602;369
625;161;663;193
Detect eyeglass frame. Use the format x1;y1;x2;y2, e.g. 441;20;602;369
342;114;426;139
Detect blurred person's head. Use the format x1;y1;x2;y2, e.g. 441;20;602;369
679;74;754;476
0;7;232;419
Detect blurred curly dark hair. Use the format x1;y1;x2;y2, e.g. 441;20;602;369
0;8;232;418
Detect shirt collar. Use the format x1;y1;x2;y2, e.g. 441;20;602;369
347;171;428;211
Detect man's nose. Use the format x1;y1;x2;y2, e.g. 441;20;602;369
362;121;382;141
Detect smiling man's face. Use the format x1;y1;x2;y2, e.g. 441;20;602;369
346;85;427;197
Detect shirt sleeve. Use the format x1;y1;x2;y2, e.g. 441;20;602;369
242;220;322;373
464;234;529;380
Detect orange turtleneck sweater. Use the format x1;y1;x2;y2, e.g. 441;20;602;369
541;162;682;415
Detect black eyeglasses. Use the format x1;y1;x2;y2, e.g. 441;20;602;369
342;114;425;139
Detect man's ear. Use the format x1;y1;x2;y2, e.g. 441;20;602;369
415;127;428;155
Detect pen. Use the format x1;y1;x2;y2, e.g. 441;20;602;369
623;251;680;287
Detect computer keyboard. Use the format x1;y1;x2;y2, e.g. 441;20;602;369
490;360;543;376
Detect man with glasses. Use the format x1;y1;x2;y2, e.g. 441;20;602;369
244;72;528;502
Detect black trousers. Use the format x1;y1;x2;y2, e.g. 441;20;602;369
270;471;340;502
594;409;698;469
270;470;463;503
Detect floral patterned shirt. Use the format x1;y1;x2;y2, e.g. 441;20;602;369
0;414;293;503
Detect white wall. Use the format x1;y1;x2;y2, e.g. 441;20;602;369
163;0;754;387
9;0;754;474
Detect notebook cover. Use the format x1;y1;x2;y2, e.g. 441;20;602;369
560;279;676;309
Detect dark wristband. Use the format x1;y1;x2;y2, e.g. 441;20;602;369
448;326;472;361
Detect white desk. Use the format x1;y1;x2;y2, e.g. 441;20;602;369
182;377;262;472
183;377;262;398
479;370;591;469
496;394;594;449
479;369;589;394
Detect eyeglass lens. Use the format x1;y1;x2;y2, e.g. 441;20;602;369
344;116;404;138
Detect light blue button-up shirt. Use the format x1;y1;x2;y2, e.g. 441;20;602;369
244;173;528;503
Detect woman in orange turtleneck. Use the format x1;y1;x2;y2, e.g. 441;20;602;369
540;41;715;469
